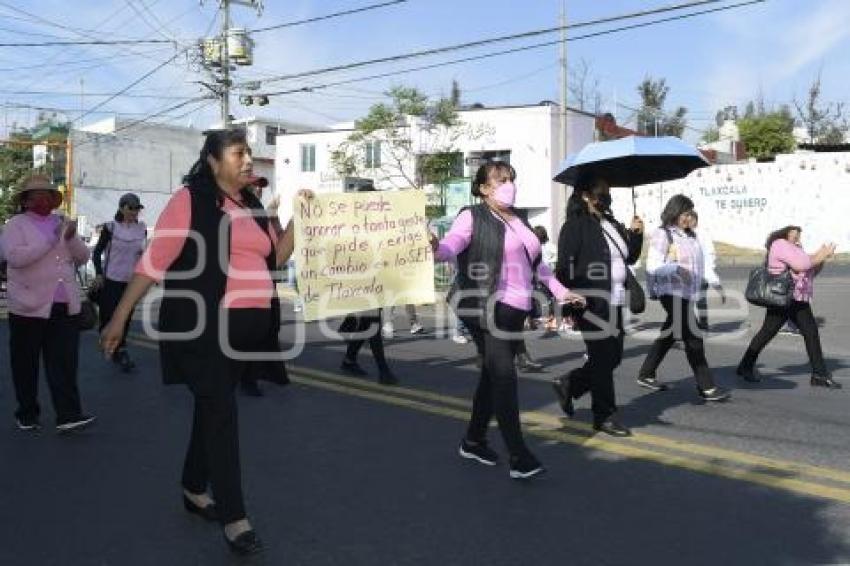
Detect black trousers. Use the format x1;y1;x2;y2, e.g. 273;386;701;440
8;304;84;423
639;295;715;391
463;302;531;458
570;306;624;425
97;278;131;353
180;308;272;525
696;282;709;331
339;311;389;371
739;300;828;376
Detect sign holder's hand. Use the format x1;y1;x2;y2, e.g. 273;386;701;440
560;291;587;309
630;216;644;235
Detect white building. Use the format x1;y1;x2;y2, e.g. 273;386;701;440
274;102;597;236
71;116;316;236
610;150;850;253
70;118;204;237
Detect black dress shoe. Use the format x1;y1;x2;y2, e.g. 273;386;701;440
811;374;842;389
341;359;368;376
224;530;264;556
552;374;574;417
183;495;218;522
240;380;264;397
593;418;632;437
378;369;399;385
736;366;762;383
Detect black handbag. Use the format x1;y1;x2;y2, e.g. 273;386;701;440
76;269;98;331
601;226;646;314
745;259;793;309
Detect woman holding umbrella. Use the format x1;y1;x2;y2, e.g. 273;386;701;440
551;174;644;436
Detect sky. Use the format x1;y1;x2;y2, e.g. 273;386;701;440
1;0;848;143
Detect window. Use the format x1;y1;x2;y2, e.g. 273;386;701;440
265;125;283;146
300;144;316;172
364;140;382;169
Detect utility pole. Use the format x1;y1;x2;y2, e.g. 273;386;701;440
220;0;231;127
559;1;568;160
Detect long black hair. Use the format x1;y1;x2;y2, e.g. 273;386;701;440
660;194;695;229
566;173;610;218
184;128;252;207
471;161;516;198
765;225;802;250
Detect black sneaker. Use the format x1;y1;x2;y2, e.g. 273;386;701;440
811;374;842;389
516;353;544;373
509;452;545;480
736;366;761;383
458;439;499;466
636;375;669;391
340;359;368;376
56;415;97;433
15;416;41;431
698;386;731;402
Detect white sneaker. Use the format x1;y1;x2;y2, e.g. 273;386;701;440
410;322;424;335
452;334;469;344
382;322;394;339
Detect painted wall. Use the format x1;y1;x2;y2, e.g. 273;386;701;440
610;151;850;253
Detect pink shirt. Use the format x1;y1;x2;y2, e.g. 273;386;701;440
25;213;69;303
136;188;278;309
102;221;147;282
435;209;568;311
1;212;90;318
768;239;814;302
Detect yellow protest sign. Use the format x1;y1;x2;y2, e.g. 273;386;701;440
293;191;435;321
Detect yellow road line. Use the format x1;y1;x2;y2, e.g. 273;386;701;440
127;334;850;503
289;363;850;488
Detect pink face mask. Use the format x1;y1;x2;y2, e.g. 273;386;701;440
492;182;516;207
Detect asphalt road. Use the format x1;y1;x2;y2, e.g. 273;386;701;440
1;265;849;565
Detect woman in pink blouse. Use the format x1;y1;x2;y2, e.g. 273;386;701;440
1;175;95;433
737;226;839;388
101;130;307;556
432;161;585;480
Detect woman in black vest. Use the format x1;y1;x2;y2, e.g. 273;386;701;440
432;161;585;480
101;129;306;556
551;174;644;436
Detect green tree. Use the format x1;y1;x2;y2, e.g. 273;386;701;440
331;85;481;190
738;108;796;160
0;132;35;223
636;76;688;137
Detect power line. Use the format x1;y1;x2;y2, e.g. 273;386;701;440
75;49;188;124
238;0;740;88
0;38;174;47
0;89;197;100
249;0;408;33
258;0;767;98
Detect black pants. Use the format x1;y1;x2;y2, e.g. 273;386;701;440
97;278;131;353
463;302;531;458
339;311;389;371
639;295;715;391
8;304;84;423
696;282;709;331
570;307;624;425
739;300;828;376
180;308;271;525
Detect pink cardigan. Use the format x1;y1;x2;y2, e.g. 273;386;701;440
0;213;90;318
